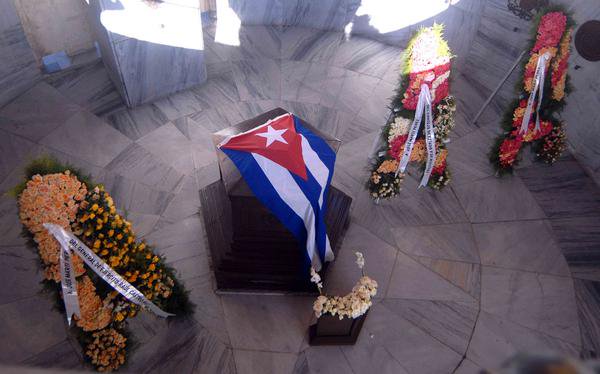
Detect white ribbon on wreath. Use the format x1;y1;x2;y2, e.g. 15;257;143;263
395;84;437;188
44;223;174;325
519;52;551;134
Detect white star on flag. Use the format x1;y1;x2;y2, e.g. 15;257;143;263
256;125;288;147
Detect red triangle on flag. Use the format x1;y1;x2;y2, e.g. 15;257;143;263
220;113;308;180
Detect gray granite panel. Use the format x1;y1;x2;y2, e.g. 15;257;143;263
0;0;40;108
356;302;463;374
231;58;281;101
383;299;478;355
221;295;313;352
281;27;343;63
45;60;123;116
481;266;580;345
452;175;546;223
234;350;297;374
126;317;236;373
103;143;184;191
21;340;82;370
392;223;480;264
0;83;80;142
39;110;132;168
473;220;570;276
518;155;600;219
549;216;600;281
573;279;600;358
113;37;207;106
467;311;580;371
0;245;42;305
106;103;170;141
0;296;68;364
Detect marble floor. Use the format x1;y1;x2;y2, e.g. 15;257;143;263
1;1;600;373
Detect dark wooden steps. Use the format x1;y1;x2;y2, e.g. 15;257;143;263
200;179;352;293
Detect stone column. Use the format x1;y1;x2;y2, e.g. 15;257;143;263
86;0;207;108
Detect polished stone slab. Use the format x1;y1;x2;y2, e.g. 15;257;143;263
387;251;477;303
573;279;600;358
415;257;481;300
452;175;546;223
473;220;570;276
126;317;236;373
383;299;478;355
357;302;463;374
293;346;354;374
446;128;496;185
136;123;197;175
0;245;42;305
234;350;297;374
0;129;38;186
0;196;29;247
39;110;132;168
518;155;600;219
392;223;480;264
281;27;343;63
185;272;231;345
106;103;170;141
46;60;123;116
231;58;282;101
104;143;184;191
0;0;40;108
0;83;80;142
21;339;82;370
221;295;313;353
0;296;68;364
549;216;600;281
467;311;580;371
481;266;580;345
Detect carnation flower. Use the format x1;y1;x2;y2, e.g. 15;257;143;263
532;12;567;52
388;116;411;143
75;276;113;332
85;328;127;372
499;137;524;168
18;172;88;281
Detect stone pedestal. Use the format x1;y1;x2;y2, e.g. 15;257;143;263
86;0;207;107
199;108;352;293
309;311;369;345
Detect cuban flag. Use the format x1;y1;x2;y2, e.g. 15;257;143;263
218;113;336;271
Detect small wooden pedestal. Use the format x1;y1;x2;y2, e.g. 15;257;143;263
308;311;369;345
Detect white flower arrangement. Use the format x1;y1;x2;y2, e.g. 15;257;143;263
310;251;378;320
434;95;456;143
387;116;411;143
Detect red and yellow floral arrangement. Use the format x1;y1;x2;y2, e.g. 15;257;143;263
491;9;573;172
367;24;456;199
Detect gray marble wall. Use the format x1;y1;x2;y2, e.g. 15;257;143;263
86;0;208;108
553;0;600;186
225;0;360;30
222;0;447;46
0;0;40;108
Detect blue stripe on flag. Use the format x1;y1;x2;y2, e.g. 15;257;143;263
292;115;336;261
220;147;312;269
